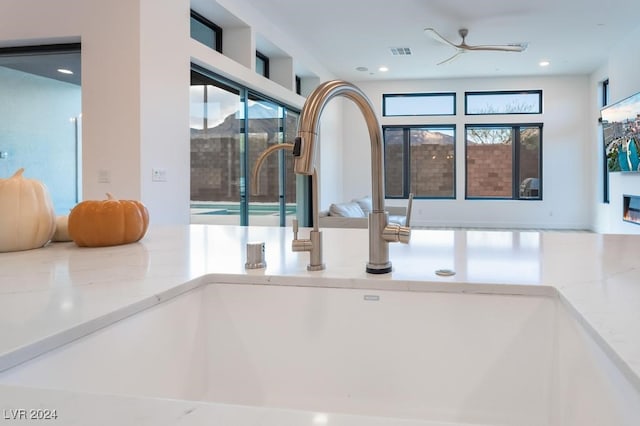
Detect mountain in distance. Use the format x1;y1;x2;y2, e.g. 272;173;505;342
192;103;281;137
386;129;454;145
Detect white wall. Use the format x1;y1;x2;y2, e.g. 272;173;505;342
590;26;640;235
341;76;591;230
317;101;345;207
139;0;191;224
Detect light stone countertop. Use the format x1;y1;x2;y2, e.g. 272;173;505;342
0;224;639;424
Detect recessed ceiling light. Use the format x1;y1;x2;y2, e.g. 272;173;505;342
378;66;389;72
57;68;74;75
539;61;550;67
312;413;328;425
355;66;368;72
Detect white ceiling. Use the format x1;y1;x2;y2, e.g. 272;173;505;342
0;52;81;85
247;0;640;80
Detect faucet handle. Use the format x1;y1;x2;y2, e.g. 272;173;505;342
397;225;411;244
405;192;414;227
382;193;413;245
382;222;411;244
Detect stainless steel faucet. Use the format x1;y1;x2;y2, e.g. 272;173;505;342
251;143;325;271
293;80;411;274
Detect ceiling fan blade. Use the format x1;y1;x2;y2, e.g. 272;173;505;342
465;43;528;52
426;27;528;65
437;50;464;65
424;27;458;48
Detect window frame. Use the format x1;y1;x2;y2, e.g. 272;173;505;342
382;92;456;117
602;79;610;107
295;75;302;95
465;90;543;115
464;123;543;200
255;51;270;78
601;79;610;204
383;124;457;200
190;9;223;53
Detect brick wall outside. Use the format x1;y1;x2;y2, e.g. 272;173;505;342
520;143;540;184
466;144;513;197
190;134;295;203
191;135;239;201
192;138;538;202
384;142;404;196
385;143;455;197
466;143;539;197
411;144;454;197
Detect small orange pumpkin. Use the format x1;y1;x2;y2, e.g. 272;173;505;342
68;193;149;247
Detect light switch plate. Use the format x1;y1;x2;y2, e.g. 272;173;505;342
152;168;167;182
98;169;110;183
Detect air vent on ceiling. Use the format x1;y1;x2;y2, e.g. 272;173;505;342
390;47;412;56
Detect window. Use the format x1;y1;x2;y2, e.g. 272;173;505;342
383;93;456;116
465;90;542;115
384;126;456;199
602;79;610;108
465;124;542;200
295;75;301;95
190;66;299;227
190;10;222;53
601;79;610;204
256;51;269;78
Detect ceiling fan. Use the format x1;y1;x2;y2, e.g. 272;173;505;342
424;28;528;65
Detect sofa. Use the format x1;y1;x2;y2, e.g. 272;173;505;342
318;196;408;229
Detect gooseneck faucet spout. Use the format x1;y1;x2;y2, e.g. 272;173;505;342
293;80;411;274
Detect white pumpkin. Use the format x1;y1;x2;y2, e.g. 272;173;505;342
0;168;56;252
52;215;72;242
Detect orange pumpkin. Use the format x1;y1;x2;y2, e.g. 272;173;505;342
68;193;149;247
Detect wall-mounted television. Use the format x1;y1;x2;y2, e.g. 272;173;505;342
601;91;640;172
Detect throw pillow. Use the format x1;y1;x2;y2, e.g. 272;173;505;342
329;201;365;217
353;195;373;215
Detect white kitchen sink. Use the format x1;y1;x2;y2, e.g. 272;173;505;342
0;281;638;425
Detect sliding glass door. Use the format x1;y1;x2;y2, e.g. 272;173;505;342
189;71;244;225
189;67;298;226
247;94;298;226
